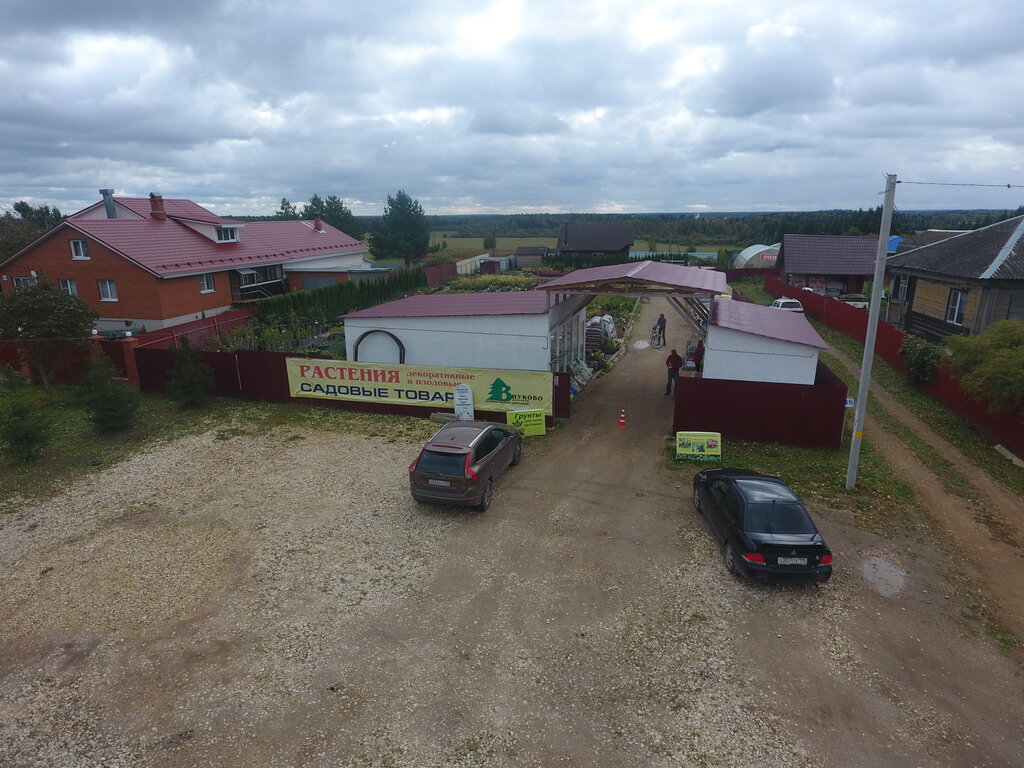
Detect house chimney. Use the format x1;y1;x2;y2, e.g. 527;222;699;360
149;192;166;220
99;189;117;219
313;212;323;231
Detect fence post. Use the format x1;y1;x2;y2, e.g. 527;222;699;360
115;337;140;385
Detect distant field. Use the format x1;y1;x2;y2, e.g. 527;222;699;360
430;233;732;257
429;234;557;255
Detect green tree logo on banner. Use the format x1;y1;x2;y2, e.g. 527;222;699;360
487;378;513;402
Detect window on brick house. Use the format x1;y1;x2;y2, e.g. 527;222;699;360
12;276;36;290
199;273;215;293
98;279;118;301
59;278;78;296
70;240;90;259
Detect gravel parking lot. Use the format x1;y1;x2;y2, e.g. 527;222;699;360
2;301;1022;767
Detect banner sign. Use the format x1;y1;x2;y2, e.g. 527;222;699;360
508;409;546;436
675;431;722;461
286;359;553;415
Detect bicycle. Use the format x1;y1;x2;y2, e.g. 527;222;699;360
650;325;665;348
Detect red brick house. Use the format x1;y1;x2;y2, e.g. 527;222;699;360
0;191;377;332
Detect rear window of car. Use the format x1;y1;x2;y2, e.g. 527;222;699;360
416;449;466;476
744;503;816;534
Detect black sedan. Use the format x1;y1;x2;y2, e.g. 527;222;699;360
692;468;832;583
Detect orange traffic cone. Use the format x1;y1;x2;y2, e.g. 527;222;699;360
617;408;628;429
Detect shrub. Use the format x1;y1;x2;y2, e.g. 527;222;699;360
78;352;141;433
946;319;1024;415
166;337;215;407
899;334;943;384
446;274;540;292
0;365;53;462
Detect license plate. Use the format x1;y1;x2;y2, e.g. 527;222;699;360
777;557;807;566
427;479;451;487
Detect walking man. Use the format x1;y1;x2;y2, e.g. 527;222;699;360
665;348;683;395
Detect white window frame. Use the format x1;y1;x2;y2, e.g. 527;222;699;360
216;227;238;242
12;276;36;290
946;288;966;326
59;278;78;296
98;279;118;301
897;275;908;302
70;240;91;260
199;273;215;293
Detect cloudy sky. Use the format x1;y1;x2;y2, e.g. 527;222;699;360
2;0;1023;218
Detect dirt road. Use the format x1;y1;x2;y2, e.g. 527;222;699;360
1;297;1022;767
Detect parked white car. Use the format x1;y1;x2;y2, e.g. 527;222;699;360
837;293;869;310
769;298;805;313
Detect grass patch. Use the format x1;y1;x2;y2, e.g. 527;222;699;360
814;324;1024;499
666;433;924;538
0;384;438;511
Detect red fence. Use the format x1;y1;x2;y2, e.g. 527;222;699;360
133;307;257;351
673;361;848;449
134;346;570;422
764;274;1024;455
423;262;457;286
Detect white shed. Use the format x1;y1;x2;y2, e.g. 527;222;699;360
702;299;829;385
342;291;589;372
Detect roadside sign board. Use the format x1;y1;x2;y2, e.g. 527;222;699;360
508;409;546;436
675;431;722;461
286;359;553;415
454;384;475;420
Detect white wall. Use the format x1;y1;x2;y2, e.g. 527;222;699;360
345;313;553;370
94;303;234;332
284;250;371;272
703;326;819;385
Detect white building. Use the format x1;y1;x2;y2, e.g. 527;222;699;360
343;291;590;372
703;299;828;385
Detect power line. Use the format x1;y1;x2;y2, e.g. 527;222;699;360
897;181;1024;189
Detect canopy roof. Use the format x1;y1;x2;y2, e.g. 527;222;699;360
539;260;728;296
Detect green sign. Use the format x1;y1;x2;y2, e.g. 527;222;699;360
508;409;546;436
675;431;722;461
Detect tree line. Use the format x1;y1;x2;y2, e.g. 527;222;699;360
423;206;1024;247
4;193;1023;264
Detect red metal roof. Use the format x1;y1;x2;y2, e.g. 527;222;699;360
60;204;365;278
344;291;551;319
113;197;227;224
711;298;829;350
540;260;728;294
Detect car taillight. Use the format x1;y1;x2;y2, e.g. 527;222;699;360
464;455;478;481
820;555;833;565
742;553;765;564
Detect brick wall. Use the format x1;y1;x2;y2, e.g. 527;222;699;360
1;226;233;324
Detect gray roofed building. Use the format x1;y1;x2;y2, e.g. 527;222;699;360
779;234;878;275
555;223;634;259
885;215;1024;341
776;234;879;297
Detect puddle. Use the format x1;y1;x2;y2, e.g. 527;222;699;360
860;555;907;597
634;340;650;349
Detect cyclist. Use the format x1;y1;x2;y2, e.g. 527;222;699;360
656;313;666;345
